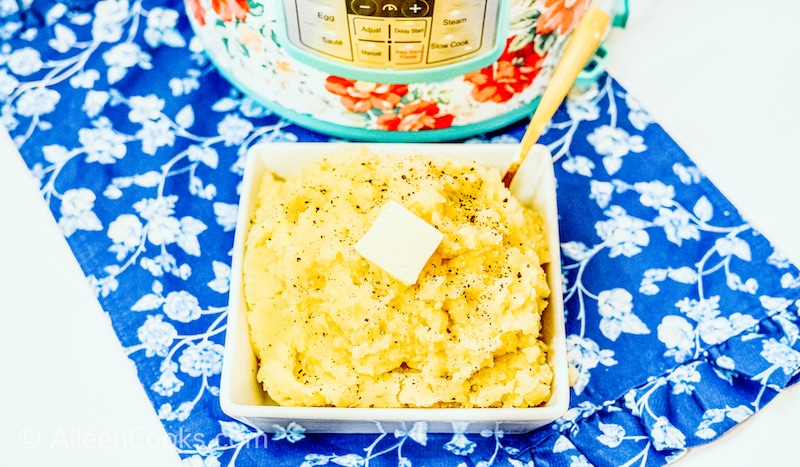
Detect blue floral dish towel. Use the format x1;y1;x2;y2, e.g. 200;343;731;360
3;1;800;466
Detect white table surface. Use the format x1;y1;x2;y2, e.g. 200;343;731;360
3;1;800;465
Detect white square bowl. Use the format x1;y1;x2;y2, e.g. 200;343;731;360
220;142;568;434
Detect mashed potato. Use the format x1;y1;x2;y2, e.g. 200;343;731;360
243;146;553;408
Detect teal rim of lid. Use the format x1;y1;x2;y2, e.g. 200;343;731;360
574;44;608;85
274;0;511;85
613;0;629;28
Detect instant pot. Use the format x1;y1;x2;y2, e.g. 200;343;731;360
185;0;628;141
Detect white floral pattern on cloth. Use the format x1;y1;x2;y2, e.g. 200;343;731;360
3;1;800;466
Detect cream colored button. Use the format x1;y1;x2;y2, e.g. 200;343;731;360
427;0;484;63
298;1;342;27
356;41;389;64
391;19;427;41
296;0;353;60
353;18;387;40
427;33;479;62
441;12;467;27
393;43;424;65
306;29;353;60
446;0;485;12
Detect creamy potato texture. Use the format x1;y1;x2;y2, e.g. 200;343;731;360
243;147;553;408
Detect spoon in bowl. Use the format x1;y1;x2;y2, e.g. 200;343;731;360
502;6;611;188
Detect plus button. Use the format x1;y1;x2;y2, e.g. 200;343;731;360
401;0;429;16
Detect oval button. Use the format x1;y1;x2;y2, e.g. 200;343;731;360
350;0;378;16
401;0;429;17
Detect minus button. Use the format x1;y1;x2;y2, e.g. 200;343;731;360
351;0;378;15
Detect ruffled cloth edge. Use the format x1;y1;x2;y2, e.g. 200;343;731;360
512;299;800;466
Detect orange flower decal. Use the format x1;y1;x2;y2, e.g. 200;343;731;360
211;0;249;22
464;38;544;104
324;76;452;131
376;100;454;131
324;76;408;113
536;0;590;35
186;0;206;26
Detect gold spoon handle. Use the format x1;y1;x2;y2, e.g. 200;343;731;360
502;6;611;187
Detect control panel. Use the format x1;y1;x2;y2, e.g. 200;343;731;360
278;0;507;81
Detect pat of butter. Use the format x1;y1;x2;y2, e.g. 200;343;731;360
354;200;444;285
